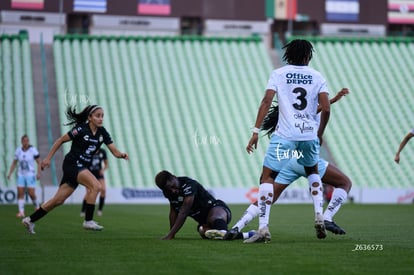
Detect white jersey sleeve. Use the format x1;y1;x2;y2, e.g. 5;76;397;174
266;65;329;141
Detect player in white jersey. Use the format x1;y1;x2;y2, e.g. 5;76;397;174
394;128;414;164
245;39;330;242
7;135;41;217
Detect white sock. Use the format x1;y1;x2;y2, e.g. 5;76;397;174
18;199;25;213
257;183;274;230
324;188;347;222
308;174;324;218
232;204;260;231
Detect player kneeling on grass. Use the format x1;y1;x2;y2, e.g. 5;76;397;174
155;170;255;240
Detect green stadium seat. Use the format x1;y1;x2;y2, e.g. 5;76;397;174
302;37;414;189
0;35;37;186
52;35;273;188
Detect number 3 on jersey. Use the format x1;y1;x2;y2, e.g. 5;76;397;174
292;87;307;110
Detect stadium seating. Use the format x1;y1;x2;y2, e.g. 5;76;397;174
293;36;414;189
52;35;414;190
0;34;37;186
53;35;273;188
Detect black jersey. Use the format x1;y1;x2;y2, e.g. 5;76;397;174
167;177;217;224
66;123;113;166
90;149;107;172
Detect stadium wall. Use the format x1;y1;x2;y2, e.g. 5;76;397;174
0;185;413;205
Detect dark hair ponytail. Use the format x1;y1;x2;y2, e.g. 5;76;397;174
65;105;98;126
261;104;279;138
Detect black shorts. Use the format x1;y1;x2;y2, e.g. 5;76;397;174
193;199;232;225
212;199;232;224
91;170;104;180
60;157;87;189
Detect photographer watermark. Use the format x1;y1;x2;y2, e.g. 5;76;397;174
352;244;384;251
275;143;304;161
64;90;91;106
193;130;222;148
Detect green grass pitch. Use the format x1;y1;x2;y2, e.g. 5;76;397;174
1;203;413;275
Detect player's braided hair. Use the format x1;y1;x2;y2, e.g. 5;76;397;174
282;39;314;65
65;105;100;126
261;104;279;138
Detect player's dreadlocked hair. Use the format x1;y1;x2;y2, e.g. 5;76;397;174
261;104;279;138
65;104;101;126
282;39;314;66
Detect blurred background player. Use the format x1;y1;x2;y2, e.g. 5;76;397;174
80;148;108;217
7;134;41;217
394;128;414;164
22;105;128;234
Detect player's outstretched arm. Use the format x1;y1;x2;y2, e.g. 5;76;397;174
394;132;414;164
317;88;349;113
41;134;71;170
106;143;129;160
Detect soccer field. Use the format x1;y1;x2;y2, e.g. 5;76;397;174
1;204;413;275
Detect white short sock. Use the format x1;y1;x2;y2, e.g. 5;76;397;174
232;204;260;231
324;188;347;222
258;183;274;230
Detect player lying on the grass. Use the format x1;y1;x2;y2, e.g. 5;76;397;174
155;170;255;240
